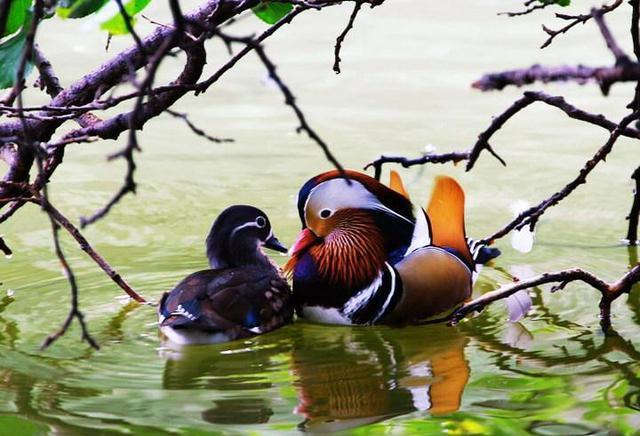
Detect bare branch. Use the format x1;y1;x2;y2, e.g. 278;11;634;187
39;203;100;351
333;1;363;74
33;45;63;97
482;111;640;244
216;28;346;175
113;0;147;56
38;195;147;303
76;37;207;227
368;91;640;176
472;63;640;94
364;151;470;180
498;1;551;18
626;166;640;244
592;6;631;64
540;0;623;49
435;263;640;332
0;235;11;257
166;109;234;143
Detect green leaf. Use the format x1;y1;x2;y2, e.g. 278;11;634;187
0;27;34;89
100;0;152;35
252;1;292;25
540;0;570;6
56;0;109;19
3;0;31;37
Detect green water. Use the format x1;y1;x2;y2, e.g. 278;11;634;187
2;0;640;434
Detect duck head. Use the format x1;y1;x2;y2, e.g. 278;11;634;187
206;205;287;270
285;170;418;290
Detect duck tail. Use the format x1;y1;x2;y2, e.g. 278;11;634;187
426;176;473;266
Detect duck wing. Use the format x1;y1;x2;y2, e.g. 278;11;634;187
159;267;292;334
384;247;472;324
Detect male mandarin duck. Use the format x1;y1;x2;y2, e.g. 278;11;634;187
285;169;486;325
158;205;293;344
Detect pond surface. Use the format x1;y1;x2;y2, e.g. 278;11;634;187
2;0;640;434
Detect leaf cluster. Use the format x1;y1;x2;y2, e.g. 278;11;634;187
0;0;294;90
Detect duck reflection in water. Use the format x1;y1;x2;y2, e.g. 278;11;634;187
291;323;470;432
160;336;290;425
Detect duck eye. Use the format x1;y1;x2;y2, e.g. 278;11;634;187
255;216;266;228
319;209;333;219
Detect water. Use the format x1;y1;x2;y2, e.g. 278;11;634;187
1;0;640;434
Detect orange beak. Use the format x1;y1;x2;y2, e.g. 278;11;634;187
289;228;320;257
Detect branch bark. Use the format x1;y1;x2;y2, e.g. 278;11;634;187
429;263;640;332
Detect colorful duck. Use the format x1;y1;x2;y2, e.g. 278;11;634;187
285;169;482;325
158;205;293;344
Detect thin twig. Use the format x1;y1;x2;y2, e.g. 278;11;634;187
0;235;11;257
626;166;640;244
592;6;631;64
166;109;234;143
333;1;363;74
113;0;147;56
38;195;147;303
540;0;623;49
216;30;346;175
499;1;551;18
433;264;640;332
482;111;640;244
79;0;186;228
368;91;640;176
364;151;470;180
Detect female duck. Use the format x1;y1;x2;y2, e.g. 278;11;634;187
158;205;293;345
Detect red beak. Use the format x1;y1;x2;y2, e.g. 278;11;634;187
289;228;320;257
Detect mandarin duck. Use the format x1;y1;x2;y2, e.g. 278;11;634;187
285;169;484;325
158;205;293;344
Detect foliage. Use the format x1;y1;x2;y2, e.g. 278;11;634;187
0;0;153;89
100;0;153;35
252;1;293;24
56;0;109;18
2;0;31;36
539;0;570;6
0;0;293;89
0;2;33;89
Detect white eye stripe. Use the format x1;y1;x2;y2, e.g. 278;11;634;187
230;221;262;237
305;178;414;225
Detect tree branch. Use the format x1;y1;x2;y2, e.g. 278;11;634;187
216;28;346;175
627;166;640;244
472;63;640;94
482;111;640;244
364;151;470;180
540;0;623;49
333;1;363;74
429;263;640;332
367;91;640;176
166;109;234;143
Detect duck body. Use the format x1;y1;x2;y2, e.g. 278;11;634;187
158;205;293;345
286;170;474;326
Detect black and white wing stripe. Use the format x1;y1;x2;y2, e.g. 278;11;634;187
344;263;403;325
466;237;501;265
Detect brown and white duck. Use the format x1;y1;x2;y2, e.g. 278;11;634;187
158;205;293;345
285;169;483;326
